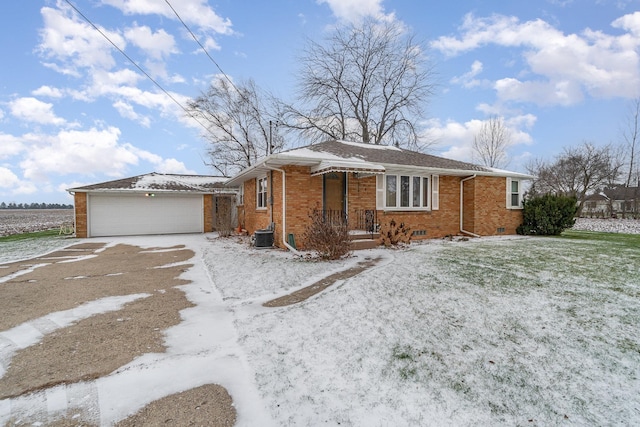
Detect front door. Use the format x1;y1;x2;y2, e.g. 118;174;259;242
323;172;346;224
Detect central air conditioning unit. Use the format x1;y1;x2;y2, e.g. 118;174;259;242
254;229;274;248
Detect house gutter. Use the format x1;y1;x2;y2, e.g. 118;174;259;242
460;175;481;238
264;163;301;255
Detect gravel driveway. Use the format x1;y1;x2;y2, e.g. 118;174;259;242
0;236;243;426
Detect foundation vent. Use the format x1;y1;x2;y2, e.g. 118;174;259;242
412;230;427;236
497;227;506;233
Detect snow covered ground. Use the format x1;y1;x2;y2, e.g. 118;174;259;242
0;209;73;237
572;217;640;234
1;229;639;425
0;235;76;264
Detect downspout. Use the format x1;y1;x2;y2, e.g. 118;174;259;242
265;164;301;255
460;175;481;238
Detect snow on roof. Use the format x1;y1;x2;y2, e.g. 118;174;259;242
68;173;234;193
335;139;402;151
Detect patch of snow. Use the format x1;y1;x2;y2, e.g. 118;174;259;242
0;263;49;284
572;218;640;234
336;140;402;151
2;233;638;426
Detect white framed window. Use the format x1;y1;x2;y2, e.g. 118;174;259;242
257;176;267;209
507;178;522;209
383;174;435;210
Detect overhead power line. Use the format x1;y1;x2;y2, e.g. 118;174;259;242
163;0;242;96
62;0;212;134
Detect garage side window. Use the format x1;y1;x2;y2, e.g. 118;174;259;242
257;177;267;209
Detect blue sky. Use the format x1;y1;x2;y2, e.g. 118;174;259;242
1;0;639;203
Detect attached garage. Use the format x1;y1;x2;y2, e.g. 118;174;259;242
68;173;236;238
88;193;204;237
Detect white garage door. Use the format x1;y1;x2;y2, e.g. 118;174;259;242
88;193;204;237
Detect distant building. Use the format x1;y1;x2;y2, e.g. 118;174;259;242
581;185;640;219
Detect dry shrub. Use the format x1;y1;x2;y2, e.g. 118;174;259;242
215;196;234;237
302;211;351;260
379;219;412;247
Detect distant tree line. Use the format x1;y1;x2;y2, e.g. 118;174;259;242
0;202;73;210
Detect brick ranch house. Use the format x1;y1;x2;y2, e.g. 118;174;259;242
68;173;236;238
226;140;533;250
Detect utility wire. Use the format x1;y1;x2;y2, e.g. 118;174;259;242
62;0;213;134
163;0;242;96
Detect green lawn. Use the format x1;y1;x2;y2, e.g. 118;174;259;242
0;229;61;243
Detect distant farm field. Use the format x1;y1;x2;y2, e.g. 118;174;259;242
0;209;73;237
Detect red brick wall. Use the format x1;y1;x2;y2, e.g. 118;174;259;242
203;194;213;232
242;176;271;237
282;166;323;249
347;174;377;219
74;192;87;238
377;175;461;240
469;176;523;235
239;170;524;248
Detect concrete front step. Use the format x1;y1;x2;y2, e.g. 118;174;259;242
349;232;380;240
349;238;380;250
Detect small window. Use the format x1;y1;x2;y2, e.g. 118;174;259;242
509;179;521;208
422;177;430;208
400;176;410;207
412;176;421;207
386;175;397;207
257;177;267;209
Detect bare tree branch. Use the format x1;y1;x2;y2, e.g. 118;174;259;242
621;97;640;187
472;115;511;168
528;141;622;216
284;18;435;148
186;78;285;175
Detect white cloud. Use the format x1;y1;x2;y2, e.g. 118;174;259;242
124;25;178;60
19;127;138;181
0;167;20;188
113;100;151;127
317;0;391;23
32;85;64;98
494;78;584;106
9;97;66;126
38;5;125;75
611;10;640;35
155;158;195;174
450;60;487;88
424;114;536;162
432;12;640;105
102;0;233;35
128;145;195;174
0;133;25;159
0;167;37;194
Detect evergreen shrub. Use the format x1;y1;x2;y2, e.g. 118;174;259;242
516;194;578;236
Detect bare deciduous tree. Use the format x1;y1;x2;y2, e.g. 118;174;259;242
285;18;435;149
621;97;640;187
472;115;511;168
527;141;622;216
187;77;285;175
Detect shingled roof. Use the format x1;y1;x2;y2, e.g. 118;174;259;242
68;173;232;193
287;140;492;172
227;139;532;186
